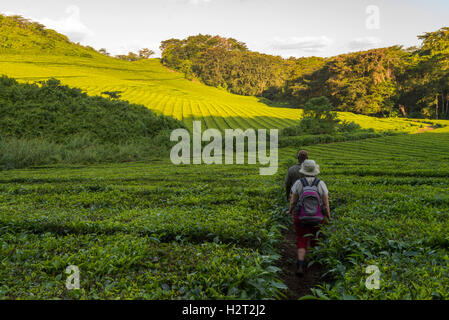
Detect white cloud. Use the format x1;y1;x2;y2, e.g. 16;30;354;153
269;36;333;53
38;5;93;43
347;37;382;51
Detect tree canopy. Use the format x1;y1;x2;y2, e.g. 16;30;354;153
160;29;449;119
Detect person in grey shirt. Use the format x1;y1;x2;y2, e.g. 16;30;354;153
285;150;308;201
288;159;331;276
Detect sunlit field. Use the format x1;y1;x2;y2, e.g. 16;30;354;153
1;54;446;133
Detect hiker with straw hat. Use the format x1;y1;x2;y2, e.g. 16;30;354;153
288;159;331;276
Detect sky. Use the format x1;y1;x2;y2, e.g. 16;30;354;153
1;0;448;58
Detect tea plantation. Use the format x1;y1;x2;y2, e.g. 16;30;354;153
1;132;448;299
0;161;287;299
287;133;449;299
0;54;442;134
1;14;449;299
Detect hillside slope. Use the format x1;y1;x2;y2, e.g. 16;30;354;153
0;76;182;143
0;15;99;57
3;54;443;133
1;14;448;133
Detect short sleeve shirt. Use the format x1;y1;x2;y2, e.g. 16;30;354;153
291;177;328;199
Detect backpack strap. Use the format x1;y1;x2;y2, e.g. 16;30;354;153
300;178;309;187
296;178;309;210
311;178;323;205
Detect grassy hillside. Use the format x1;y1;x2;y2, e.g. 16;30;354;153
2;54;446;133
0;75;186;169
0;76;182;143
1;14;449;134
0;15;99;57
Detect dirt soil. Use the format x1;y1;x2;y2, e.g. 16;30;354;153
277;225;325;300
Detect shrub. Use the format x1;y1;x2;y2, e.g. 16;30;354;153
0;76;185;144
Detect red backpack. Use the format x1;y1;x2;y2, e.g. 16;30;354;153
295;178;324;226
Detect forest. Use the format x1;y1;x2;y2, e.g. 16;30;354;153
160;29;449;119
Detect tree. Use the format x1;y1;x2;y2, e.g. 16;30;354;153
299;96;340;134
101;91;122;100
99;48;110;56
139;48;155;59
157;30;449;119
126;52;139;62
115;52;140;62
160;34;286;96
400;27;449;119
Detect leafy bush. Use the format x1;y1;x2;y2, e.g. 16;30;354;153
0;232;284;299
0;160;287;299
0;76;186;168
336;120;362;133
0;76;184;144
283;97;363;136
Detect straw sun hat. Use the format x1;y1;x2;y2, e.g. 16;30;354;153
299;160;320;176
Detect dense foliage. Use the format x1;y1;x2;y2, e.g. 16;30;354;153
1;132;448;299
296;96;341;134
0;75;186;169
0;161;286;299
279;96;400;147
290;47;405;116
161;30;449;119
161;34;288;96
0;15;99;57
0;76;183;144
399;28;449;118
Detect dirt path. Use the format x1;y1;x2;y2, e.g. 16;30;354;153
277;225;324;299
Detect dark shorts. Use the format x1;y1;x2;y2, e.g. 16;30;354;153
294;214;323;249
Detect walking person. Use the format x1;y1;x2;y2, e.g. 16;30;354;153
288;159;331;276
285;150;308;202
